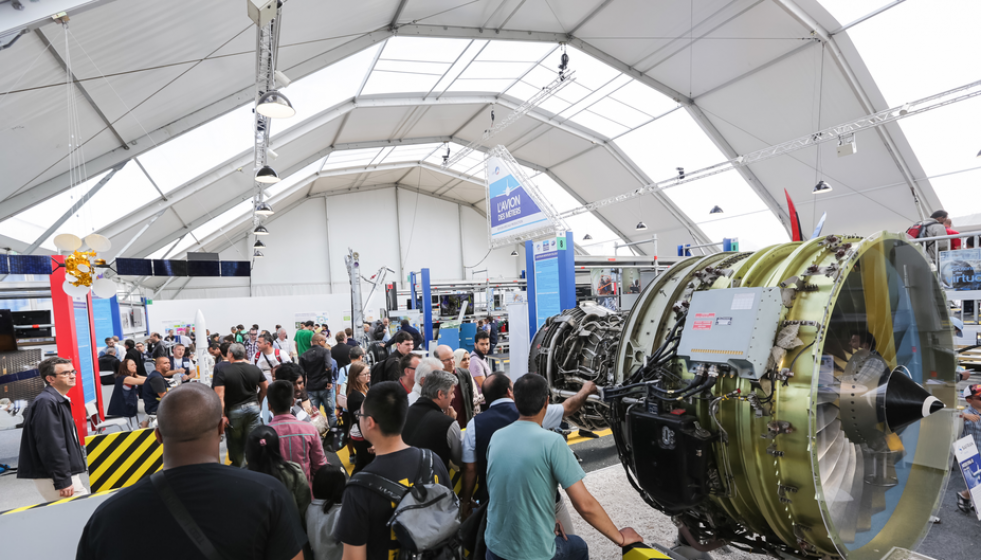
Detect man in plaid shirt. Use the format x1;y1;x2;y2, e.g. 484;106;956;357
959;384;981;513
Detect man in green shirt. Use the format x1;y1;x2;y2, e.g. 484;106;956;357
294;321;314;357
484;374;642;560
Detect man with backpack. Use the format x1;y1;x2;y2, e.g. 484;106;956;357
907;210;950;264
334;381;452;560
371;331;413;386
253;332;292;384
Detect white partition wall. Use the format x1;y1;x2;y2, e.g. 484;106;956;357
155;187;522;301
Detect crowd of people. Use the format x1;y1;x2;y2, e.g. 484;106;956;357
18;313;650;559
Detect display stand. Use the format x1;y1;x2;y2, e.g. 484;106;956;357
49;255;102;438
525;231;576;339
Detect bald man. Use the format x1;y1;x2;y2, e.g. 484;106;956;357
77;384;306;560
435;345;476;424
141;357;171;417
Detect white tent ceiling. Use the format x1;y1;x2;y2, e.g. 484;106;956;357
1;0;974;272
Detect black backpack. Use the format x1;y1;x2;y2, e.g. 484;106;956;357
369;359;388;387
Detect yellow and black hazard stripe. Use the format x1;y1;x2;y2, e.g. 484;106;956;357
0;489;118;516
449;467;478;496
622;543;674;560
85;428;163;492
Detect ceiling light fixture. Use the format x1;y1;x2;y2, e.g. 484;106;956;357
267;147;279;160
976;148;981;158
635;221;648;231
583;234;593;241
710;206;724;214
255;165;280;183
256;90;295;118
255;202;274;216
510;249;519;256
253;250;264;258
813;180;833;194
253;225;269;235
274;70;291;89
254;239;266;249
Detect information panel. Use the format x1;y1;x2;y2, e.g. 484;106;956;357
92;299;115;348
533;238;560;330
939;248;981;290
73;300;97;404
954;434;981;520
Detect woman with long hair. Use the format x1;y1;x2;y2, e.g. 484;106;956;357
245;426;311;527
307;464;347;560
345;362;373;474
106;358;145;423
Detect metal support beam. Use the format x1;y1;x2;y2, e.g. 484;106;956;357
34;28;129;151
1;30;393;220
108;209;166;261
390;0;410;28
22;164;123;255
772;0;930;219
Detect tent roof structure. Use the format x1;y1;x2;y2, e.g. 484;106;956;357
0;0;976;276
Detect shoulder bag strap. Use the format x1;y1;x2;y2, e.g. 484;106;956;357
348;472;410;503
151;471;227;560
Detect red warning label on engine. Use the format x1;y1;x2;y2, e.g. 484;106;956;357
692;312;715;330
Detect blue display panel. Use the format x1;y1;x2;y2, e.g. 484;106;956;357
152;259;188;276
533;238;560;330
187;260;220;277
73;300;97;405
220;261;251;277
0;254;7;274
115;258;153;276
92;299;116;350
8;255;52;275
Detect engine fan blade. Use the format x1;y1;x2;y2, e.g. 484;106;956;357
817;402;839;432
857;448;874;532
819;428;848;484
831;444;864;544
818;418;842;460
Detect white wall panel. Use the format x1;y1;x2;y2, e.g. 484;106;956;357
250;198;331;288
326;188;402;293
397;190;463;282
459;206;522;279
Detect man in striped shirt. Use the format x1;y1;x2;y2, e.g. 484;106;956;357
267;380;328;490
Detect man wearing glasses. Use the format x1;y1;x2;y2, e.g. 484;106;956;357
17;357;89;502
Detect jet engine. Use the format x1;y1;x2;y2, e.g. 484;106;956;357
533;232;958;560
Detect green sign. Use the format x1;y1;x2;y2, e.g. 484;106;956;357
556;236;567;251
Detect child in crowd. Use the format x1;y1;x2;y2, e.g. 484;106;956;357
306;464;347;560
245;426;311;528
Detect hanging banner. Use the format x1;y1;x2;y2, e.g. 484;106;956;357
485;146;563;248
939;248;981;290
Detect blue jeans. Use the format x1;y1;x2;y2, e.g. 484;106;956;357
486;535;588;560
226;401;261;468
309;388;335;420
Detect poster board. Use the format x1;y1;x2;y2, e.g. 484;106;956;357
939;248;981;290
533;238;561;330
953;434;981;520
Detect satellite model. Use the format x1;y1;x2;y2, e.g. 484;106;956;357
531;232;956;559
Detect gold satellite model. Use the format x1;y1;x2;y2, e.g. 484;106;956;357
530;232;957;559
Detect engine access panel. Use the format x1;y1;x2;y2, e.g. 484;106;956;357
627;407;715;513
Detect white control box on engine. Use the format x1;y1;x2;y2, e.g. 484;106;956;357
677;287;783;379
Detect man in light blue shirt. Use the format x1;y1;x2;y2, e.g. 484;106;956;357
484;374;642;560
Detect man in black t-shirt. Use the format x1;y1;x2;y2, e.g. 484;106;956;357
332;331;352;369
76;383;305;560
142;357;170;416
381;331;414;383
212;343;268;467
334;381;451;560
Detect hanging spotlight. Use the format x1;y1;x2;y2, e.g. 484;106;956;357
677;167;685;180
253;225;270;236
254;239;266;249
635;221;648;231
813;180;833;194
583;234;593;241
976;147;981;158
255;165;280;183
256;90;296;118
255;202;275;216
253;250;264;258
267;147;279;160
510;249;519;256
274;70;292;89
710;205;724;214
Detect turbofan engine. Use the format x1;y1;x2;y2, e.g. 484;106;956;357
533;232;957;560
